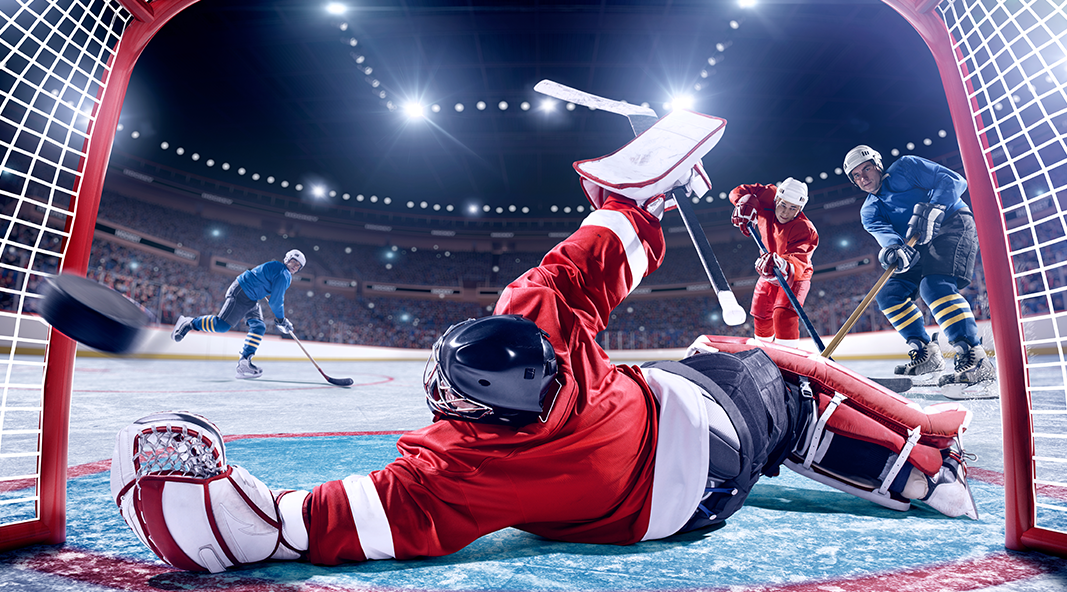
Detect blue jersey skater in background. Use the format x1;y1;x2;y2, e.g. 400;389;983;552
843;145;995;391
172;249;306;378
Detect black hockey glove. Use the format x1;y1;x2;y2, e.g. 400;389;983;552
879;243;919;274
906;202;946;245
275;318;294;334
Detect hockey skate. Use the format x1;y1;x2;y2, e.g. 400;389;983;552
235;356;263;379
938;341;998;400
171;315;194;342
894;333;944;382
914;440;979;519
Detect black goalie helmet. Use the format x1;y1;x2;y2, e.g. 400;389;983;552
423;315;558;427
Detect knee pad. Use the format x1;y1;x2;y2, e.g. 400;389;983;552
875;278;918;311
246;317;266;335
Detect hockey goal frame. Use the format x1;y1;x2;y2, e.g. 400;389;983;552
885;0;1067;555
0;0;199;552
1;0;1065;559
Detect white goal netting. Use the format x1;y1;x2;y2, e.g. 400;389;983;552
1;0;131;535
935;0;1067;542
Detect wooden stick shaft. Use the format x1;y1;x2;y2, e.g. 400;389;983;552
822;237;918;358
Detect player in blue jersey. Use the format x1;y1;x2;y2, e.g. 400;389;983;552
843;146;994;389
171;249;306;379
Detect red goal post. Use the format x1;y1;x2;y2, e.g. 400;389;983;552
0;0;198;552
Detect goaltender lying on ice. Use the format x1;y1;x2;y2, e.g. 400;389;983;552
110;109;981;573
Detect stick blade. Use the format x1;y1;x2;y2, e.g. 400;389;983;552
533;79;658;118
327;376;354;387
868;376;913;393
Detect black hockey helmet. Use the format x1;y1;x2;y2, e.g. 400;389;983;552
423;315;558;427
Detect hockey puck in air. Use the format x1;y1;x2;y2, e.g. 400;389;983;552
38;274;150;354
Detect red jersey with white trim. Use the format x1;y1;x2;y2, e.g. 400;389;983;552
306;196;670;565
729;183;819;281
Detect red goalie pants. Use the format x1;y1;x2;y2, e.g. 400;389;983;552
751;277;811;341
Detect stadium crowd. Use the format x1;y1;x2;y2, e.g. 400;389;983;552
4;190;1009;350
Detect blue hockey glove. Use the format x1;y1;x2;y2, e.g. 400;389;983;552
906;202;946;245
878;243;919;274
275;318;294;334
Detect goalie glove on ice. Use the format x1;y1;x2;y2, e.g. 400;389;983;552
110;412;309;573
906;202;946;245
879;243;919;274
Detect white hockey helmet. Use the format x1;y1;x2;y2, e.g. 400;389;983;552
283;249;306;271
843;145;883;178
775;177;808;209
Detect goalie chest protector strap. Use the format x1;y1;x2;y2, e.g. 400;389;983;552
644;348;805;530
688;336;973;476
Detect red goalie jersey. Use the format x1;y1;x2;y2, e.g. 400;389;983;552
306;196;700;565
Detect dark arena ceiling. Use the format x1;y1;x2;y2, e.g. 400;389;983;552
111;0;957;235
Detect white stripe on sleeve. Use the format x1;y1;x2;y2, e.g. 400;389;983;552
580;209;648;293
341;474;395;559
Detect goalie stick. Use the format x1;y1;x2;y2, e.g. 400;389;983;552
534;79;746;326
290;331;354;387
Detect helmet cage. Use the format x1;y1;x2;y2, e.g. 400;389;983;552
423;320;496;421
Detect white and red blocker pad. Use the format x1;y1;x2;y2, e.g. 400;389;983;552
573;110;722;209
688;335;972;477
110;412;303;572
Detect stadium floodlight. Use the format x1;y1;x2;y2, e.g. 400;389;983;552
403;102;425;119
671;94;694;111
326;3;346;15
311;185;325;198
540;98;557;112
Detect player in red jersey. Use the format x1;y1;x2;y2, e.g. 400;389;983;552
729;178;819;349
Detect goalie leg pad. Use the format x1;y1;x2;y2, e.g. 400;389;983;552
118;465;294;573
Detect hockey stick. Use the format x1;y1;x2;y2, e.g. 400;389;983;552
749;223;912;392
289;331;354;387
747;223;826;352
822;237;919;359
534;80;746;326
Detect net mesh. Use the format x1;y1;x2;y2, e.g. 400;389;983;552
0;0;130;526
938;0;1067;534
133;425;225;480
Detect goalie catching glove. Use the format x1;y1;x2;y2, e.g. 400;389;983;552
110;412;308;573
755;252;791;281
879;243;919;275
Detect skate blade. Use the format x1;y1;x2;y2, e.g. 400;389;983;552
941;379;999;400
907;371;943;387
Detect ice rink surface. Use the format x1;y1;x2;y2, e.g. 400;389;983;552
1;352;1065;591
